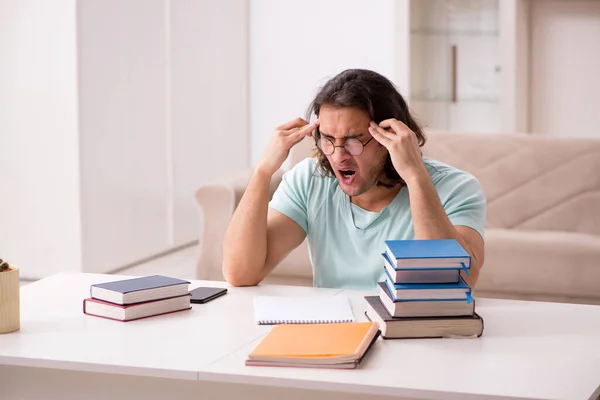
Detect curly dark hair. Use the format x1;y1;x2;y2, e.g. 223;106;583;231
306;69;426;188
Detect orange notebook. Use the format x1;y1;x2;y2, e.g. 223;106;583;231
246;321;381;369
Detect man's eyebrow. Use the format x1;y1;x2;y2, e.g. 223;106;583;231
320;131;364;139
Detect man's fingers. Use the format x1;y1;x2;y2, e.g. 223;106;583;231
369;122;395;140
288;133;309;147
277;117;309;131
288;124;318;146
368;125;392;146
379;118;409;134
288;120;319;138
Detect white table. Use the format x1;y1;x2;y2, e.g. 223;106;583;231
1;272;599;400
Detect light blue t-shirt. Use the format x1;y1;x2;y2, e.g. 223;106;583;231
269;157;486;290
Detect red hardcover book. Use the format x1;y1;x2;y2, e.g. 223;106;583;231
83;294;191;322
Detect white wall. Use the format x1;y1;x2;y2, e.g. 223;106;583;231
249;0;398;165
0;0;81;279
1;0;249;278
530;0;600;137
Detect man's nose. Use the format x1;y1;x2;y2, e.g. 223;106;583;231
330;145;351;163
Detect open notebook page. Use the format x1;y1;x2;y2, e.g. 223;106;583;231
253;295;355;325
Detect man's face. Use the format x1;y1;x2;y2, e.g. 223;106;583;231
317;105;388;197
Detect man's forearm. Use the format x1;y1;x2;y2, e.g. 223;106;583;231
405;169;457;240
222;168;272;285
405;169;480;284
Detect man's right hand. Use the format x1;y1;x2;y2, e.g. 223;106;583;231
256;117;319;176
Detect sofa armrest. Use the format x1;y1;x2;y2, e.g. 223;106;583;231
194;168;284;280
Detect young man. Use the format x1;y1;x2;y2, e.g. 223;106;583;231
222;69;486;290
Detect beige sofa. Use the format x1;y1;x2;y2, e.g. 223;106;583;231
194;132;600;305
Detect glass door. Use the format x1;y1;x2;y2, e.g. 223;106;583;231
409;0;501;132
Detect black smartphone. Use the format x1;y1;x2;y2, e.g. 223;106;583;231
189;287;227;304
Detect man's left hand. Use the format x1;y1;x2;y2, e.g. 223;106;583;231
368;119;426;185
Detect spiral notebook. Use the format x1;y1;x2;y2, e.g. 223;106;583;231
253;295;355;325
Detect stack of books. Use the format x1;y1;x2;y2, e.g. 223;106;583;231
365;239;484;339
83;275;192;322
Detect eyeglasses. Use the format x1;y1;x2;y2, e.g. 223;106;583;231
316;135;374;156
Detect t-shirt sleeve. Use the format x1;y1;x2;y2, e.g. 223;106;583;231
434;171;487;240
268;158;315;234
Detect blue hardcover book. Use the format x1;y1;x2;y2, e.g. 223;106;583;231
384;239;471;270
91;275;190;305
376;282;475;318
384;268;472;302
382;253;461;284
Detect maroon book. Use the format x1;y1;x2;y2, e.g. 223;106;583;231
83;294;191;322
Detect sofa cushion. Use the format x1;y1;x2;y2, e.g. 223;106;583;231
476;228;600;304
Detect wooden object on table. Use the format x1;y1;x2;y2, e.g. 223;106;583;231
0;264;20;334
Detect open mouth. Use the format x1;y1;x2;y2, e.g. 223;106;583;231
337;168;357;185
339;169;356;178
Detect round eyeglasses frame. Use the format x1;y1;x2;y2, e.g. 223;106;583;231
316;135;375;156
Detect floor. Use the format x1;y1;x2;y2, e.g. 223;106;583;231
20;244;199;286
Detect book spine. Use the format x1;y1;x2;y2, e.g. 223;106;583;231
257;318;354;325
